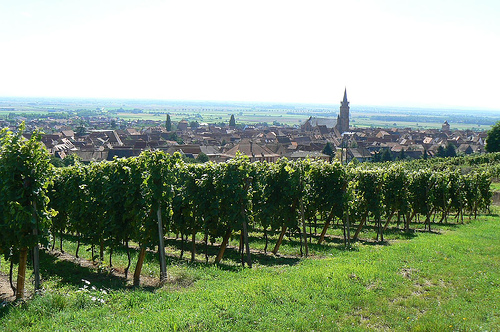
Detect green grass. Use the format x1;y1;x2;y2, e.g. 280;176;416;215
490;181;500;192
1;211;499;331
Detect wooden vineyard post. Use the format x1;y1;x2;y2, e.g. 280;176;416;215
241;177;252;267
300;199;308;257
191;229;197;263
157;205;167;281
345;209;351;248
378;215;384;242
242;217;252;267
32;201;40;291
125;240;131;279
33;229;40;291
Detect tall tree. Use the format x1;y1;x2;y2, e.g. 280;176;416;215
381;149;392;162
229;114;236;127
486;121;500;152
437;145;446;158
445;143;457;157
398;148;406;161
322;142;334;161
166;114;172;132
196;152;209;163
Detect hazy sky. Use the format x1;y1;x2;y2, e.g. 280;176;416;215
1;0;499;109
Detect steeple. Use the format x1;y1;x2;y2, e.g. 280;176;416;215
342;88;349;106
337;88;350;133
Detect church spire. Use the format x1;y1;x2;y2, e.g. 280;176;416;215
338;88;350;133
342;88;349;106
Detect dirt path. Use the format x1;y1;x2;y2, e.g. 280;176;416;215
0;271;15;302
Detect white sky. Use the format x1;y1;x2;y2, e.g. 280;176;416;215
1;0;499;110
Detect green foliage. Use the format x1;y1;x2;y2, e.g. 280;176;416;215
165;114;172;131
253;159;303;232
397;148;406;160
437;145;446;158
213;154;252;233
445;143;457;157
306;160;346;220
168;132;183;144
382;149;392;162
50;156;65;167
486;120;500;152
229;114;236;127
3;145;499;298
196;152;209;163
322;142;334;159
355;169;384;221
63;153;82;166
138;151;182;248
76;121;87;135
382;165;410;217
0;123;53;256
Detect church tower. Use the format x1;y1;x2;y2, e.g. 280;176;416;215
337;88;350;133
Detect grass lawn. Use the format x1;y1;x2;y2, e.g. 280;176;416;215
1;210;499;331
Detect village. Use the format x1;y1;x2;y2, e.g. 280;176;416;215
0;91;487;164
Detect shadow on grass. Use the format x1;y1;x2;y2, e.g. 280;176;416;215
163;237;301;269
222;245;301;267
39;250;130;291
43;214;475;287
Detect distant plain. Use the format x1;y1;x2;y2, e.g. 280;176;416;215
0;97;499;130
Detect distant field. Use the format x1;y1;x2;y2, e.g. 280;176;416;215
352;117;489;131
116;109;308;126
114;109;495;130
1;97;498;130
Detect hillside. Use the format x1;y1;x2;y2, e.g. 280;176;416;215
1;209;498;331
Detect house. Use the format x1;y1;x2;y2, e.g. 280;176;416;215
177;120;189;131
223;139;280;162
288;150;330;161
346;147;372;162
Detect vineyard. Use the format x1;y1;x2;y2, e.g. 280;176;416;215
0;126;498;300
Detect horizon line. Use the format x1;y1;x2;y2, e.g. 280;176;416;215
0;95;499;113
